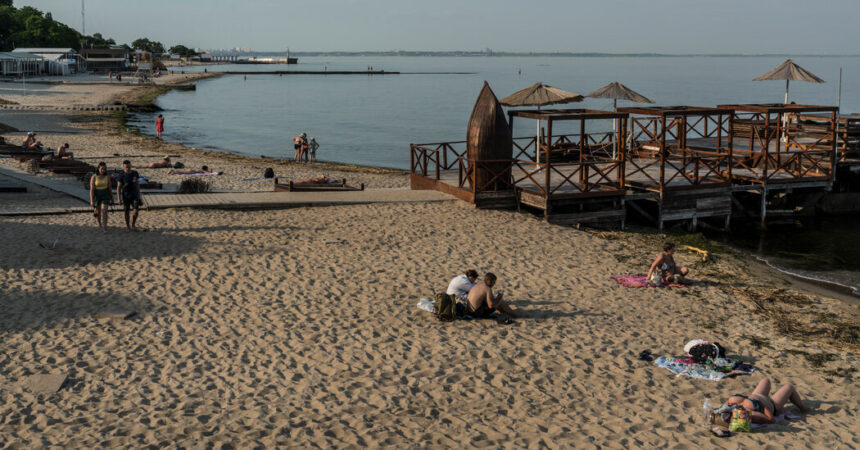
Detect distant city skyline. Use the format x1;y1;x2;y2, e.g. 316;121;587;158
14;0;860;55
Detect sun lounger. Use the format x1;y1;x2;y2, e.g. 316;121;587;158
273;177;365;192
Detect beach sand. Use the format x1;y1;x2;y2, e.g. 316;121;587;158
1;204;858;448
0;80;858;448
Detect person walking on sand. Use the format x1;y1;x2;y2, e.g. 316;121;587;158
89;162;112;232
647;242;689;284
116;160;142;231
156;114;165;139
309;137;319;162
468;272;519;318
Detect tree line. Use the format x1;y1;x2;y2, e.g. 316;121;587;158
0;1;197;57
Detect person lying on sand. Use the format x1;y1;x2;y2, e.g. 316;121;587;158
168;165;222;175
143;156;172;168
713;378;809;425
446;269;478;303
647;242;689;284
294;176;335;184
468;272;519;318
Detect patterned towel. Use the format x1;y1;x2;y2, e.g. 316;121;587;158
751;410;801;429
611;275;685;288
654;356;756;381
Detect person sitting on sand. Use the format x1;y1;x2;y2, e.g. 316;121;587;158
647;242;689;284
144;156;172;168
715;378;809;425
467;272;519;318
56;143;74;159
446;269;479;303
21;132;38;149
168;165;221;175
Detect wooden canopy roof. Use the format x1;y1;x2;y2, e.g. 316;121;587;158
717;103;838;114
618;105;731;116
508;108;626;121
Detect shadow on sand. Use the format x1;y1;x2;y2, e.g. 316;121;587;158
0;219;205;271
0;288;148;333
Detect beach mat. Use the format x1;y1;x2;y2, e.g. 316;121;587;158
654;356;755;381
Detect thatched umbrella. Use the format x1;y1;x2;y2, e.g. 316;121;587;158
753;59;825;104
585;81;653;111
500;82;584;163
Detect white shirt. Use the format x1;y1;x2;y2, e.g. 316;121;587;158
446;275;475;302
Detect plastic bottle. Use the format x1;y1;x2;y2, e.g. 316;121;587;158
703;399;713;429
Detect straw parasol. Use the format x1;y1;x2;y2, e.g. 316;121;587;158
585;81;653;111
500;82;584;163
753;59;825;104
500;82;584;109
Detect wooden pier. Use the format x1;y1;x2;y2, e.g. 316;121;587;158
411;104;847;230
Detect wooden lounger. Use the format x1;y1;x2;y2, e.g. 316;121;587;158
273;178;365;192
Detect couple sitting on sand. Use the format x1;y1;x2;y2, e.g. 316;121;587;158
446;270;519;318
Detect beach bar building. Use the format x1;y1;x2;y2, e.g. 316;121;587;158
0;52;44;77
410;82;629;227
12;48;85;75
506;108;628;227
617;105;734;230
716;103;838;226
81;48;131;73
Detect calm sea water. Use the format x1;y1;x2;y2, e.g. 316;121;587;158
131;56;860;293
132;56;860;168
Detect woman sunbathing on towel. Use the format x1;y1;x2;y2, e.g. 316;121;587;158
715;378;809;424
294;176;334;184
144;156;172;168
168;165;221;175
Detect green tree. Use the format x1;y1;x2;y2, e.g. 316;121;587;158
132;38;165;55
168;44;197;57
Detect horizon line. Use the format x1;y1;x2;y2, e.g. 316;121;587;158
209;50;860;58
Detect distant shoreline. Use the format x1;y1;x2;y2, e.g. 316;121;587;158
220;51;860;58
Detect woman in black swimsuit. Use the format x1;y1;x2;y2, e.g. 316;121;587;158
720;378;809;424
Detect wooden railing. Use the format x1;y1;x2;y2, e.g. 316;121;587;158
627;114;732;192
412;131;626;198
730;112;834;182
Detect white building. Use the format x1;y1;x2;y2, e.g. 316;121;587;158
12;48;85;75
0;52;44;77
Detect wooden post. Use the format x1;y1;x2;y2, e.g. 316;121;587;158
545;119;553;218
830;110;837;180
659;115;666;194
762;114;770;182
760;186;768;230
579;118;585;186
726;113;733;181
618;117;626;188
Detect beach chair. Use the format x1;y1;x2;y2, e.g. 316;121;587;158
273;177;365;192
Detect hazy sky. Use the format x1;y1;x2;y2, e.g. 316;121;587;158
14;0;860;53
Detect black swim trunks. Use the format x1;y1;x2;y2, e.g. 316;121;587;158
469;303;496;319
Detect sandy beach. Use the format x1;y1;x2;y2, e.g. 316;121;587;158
1;79;858;448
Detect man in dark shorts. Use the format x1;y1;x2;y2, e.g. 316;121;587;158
116;160;142;231
467;272;519;318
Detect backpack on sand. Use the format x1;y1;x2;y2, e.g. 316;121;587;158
434;292;457;322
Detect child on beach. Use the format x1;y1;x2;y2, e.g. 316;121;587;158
647;242;689;284
309;138;319;162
